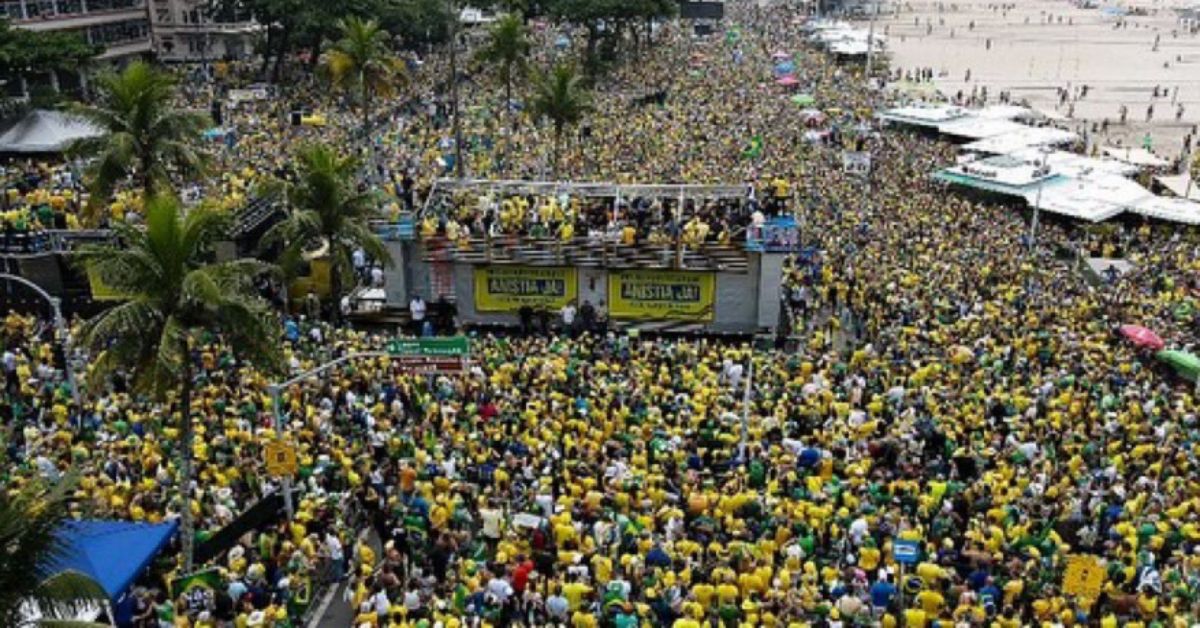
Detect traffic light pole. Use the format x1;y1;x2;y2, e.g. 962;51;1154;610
0;273;78;408
268;351;389;518
268;343;469;518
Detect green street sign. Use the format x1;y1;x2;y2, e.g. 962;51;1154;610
387;336;470;357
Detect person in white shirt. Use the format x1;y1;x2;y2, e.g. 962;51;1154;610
560;301;577;336
409;295;427;335
325;532;345;581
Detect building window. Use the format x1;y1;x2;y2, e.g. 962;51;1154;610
57;0;84;15
86;18;148;46
86;0;144;12
0;2;23;19
24;0;58;18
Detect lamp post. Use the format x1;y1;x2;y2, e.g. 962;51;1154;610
267;351;390;518
739;354;754;463
448;0;466;180
865;0;880;88
0;273;78;407
267;342;468;518
1029;147;1052;255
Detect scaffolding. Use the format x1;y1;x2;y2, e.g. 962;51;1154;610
419;178;755;271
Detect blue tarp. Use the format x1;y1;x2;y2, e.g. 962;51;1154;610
46;520;178;601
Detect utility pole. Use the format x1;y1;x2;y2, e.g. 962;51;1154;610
739;355;753;463
865;0;879;88
267;351;391;518
448;0;465;179
1029;148;1051;255
0;274;78;408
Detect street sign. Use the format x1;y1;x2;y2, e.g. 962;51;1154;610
1062;554;1106;600
386;337;470;374
264;440;298;477
386;336;470;357
893;539;920;565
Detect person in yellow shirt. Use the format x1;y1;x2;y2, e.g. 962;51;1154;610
914;588;945;616
562;578;593;612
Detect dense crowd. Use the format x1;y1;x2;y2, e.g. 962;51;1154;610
6;0;1200;627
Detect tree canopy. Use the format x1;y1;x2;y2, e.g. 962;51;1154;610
0;18;97;80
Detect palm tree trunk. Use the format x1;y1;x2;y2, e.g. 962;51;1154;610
552;128;560;180
504;69;512;121
142;152;154;206
178;338;195;572
361;76;371;142
271;26;290;83
330;257;343;326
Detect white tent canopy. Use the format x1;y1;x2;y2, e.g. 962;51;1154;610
1131;196;1200;224
961;127;1078;154
1102;146;1171;168
0;110;101;154
1156;173;1200;201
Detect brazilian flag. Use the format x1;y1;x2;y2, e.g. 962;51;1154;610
171;568;222;600
742;135;764;160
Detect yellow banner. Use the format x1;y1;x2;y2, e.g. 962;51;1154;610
609;270;715;321
474;266;577;312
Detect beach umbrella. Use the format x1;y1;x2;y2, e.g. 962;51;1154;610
776;75;800;87
1119;324;1164;350
1157;350;1200;381
774;61;795;75
772;51;791;60
790;93;816;106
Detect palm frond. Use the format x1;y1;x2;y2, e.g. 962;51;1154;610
28;571;108;622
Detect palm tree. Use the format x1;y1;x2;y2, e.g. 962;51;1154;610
0;474;108;627
1188;149;1199;198
477;14;530;119
529;62;591;179
259;144;392;325
76;195;282;572
67;61;209;226
321;16;407;142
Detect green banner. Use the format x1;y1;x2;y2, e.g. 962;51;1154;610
386;336;471;357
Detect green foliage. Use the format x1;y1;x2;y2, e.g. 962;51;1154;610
0;474;109;627
77;194;282;571
375;0;456;50
529;62;590;176
542;0;674;74
77;196;283;396
66;62;210;225
259;144;392;322
476;13;531;107
321;16;407;134
0;19;98;77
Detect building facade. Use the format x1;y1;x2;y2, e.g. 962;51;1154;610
1;0;258;68
1;0;153;61
149;0;258;63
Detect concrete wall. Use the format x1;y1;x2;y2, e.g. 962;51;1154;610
756;253;786;330
382;240;408;304
709;255;761;333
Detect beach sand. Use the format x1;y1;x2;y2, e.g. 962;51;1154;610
862;0;1200;160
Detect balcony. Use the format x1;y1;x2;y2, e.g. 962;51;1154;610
5;0;148;31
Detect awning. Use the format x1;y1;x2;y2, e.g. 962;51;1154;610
0;109;101;153
961;127;1078;154
1102;146;1171;168
1155;173;1200;201
44;520;179;602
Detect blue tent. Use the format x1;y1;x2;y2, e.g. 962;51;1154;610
46;520;178;602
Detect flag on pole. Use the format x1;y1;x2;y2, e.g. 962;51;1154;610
742;135;764;160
